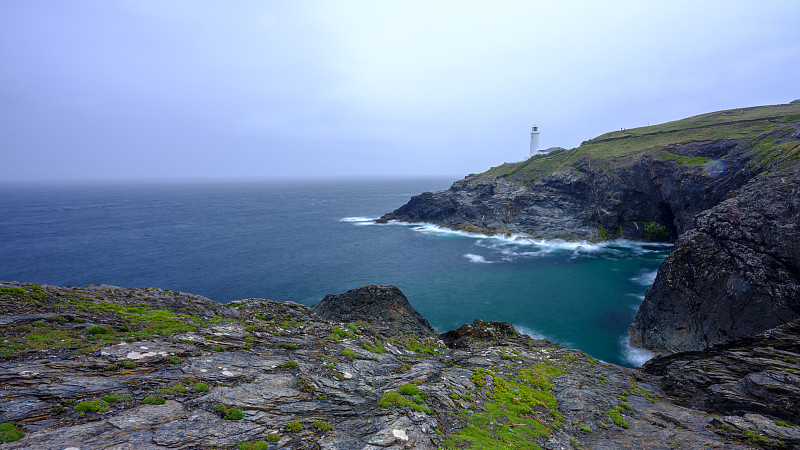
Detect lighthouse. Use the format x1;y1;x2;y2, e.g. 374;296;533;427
529;124;540;157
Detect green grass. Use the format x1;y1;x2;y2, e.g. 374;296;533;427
237;441;269;450
0;422;24;442
215;403;244;420
0;286;230;359
74;400;109;413
341;348;356;359
193;382;210;392
360;341;386;354
143;395;165;405
156;383;188;396
100;394;132;403
287;420;303;432
606;406;629;429
313;420;333;431
443;361;567;449
398;383;419;396
481;103;800;185
283;360;298;369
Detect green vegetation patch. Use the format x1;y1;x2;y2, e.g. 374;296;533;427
341;348;356;359
481;103;800;185
444;361;566;449
237;441;269;450
313;420;333;432
378;391;431;414
283;360;298;369
287;420;303;432
156;383;188;396
392;335;435;355
193;382;210;392
643;221;670;242
0;422;24;442
100;394;132;403
398;383;420;396
606;406;629;429
360;340;386;354
215;403;244;420
74;400;110;413
143;395;166;405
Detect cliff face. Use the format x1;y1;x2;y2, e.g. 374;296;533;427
630;164;800;352
381;103;800;354
381;138;752;242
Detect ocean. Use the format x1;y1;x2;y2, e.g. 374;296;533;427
0;178;670;367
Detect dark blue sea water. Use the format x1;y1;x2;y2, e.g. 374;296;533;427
0;178;670;367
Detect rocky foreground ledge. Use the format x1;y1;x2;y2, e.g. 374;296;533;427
1;281;799;449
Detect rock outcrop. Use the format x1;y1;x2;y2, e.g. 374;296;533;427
380;103;800;354
630;164;800;352
312;284;438;338
2;281;800;449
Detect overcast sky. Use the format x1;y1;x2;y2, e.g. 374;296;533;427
2;1;799;182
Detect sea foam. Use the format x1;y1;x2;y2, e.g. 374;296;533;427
630;269;659;286
463;253;492;263
340;217;379;225
620;335;655;367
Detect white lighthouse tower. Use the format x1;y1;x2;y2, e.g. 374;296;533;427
529;124;540;157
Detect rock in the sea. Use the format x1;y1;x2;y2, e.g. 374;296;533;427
312;284;438;338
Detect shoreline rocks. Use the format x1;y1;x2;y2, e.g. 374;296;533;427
1;281;799;449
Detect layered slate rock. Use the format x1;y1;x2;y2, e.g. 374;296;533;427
2;281;800;449
630;165;800;353
312;284;438;338
642;321;800;424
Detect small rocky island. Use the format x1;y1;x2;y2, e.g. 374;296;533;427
3;103;800;449
1;281;799;449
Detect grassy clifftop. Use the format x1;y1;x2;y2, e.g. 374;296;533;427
484;103;800;183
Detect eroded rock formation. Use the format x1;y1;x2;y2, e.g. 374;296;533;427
2;281;799;449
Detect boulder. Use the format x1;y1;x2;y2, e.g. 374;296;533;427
312;285;438;338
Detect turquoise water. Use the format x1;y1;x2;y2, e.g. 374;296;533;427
0;178;669;366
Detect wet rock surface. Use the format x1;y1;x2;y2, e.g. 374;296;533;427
2;282;800;449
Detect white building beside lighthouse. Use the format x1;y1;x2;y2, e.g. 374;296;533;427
529;124;540;157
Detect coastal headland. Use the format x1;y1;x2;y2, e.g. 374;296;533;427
380;103;800;355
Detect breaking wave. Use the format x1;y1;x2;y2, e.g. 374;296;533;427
630;269;659;286
620;335;655;367
340;216;379;225
463;253;492;263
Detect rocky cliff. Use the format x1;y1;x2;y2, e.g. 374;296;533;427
630;163;800;352
380;103;800;354
2;281;800;449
